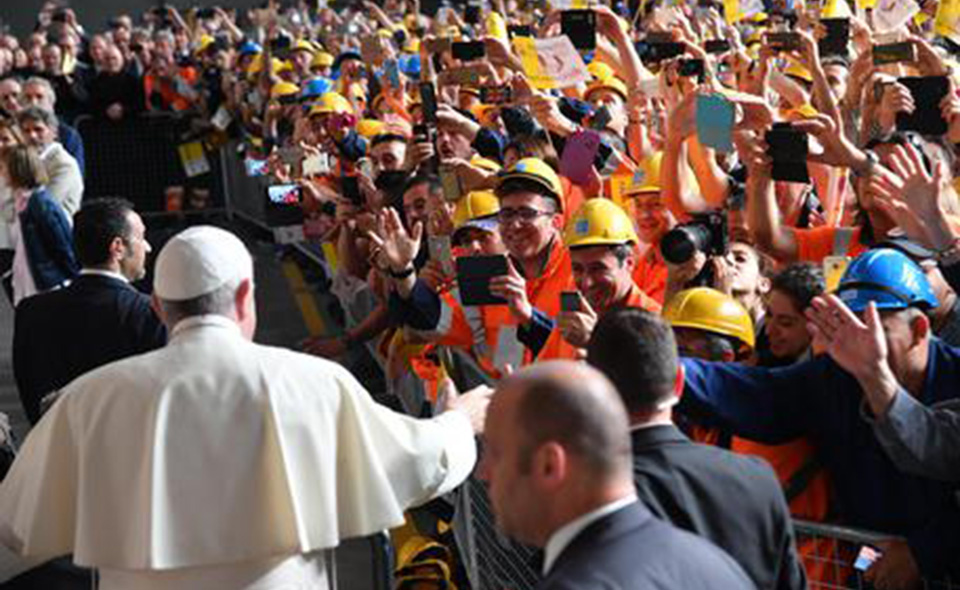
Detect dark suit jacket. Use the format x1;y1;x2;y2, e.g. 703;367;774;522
631;425;805;590
539;502;754;590
13;273;166;424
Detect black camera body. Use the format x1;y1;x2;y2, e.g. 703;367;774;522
660;211;728;266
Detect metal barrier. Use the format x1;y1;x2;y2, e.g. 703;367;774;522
794;520;960;590
76;114;226;214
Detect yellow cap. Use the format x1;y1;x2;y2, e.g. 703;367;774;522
292;39;315;53
497;157;565;209
584;76;628;102
196;35;215;54
453;190;500;230
663;287;756;349
623;152;663;195
356;118;386;138
270;81;300;99
311;51;335;68
470;155;502;172
587;61;615;81
308;92;353;116
564;198;639;248
784;60;813;84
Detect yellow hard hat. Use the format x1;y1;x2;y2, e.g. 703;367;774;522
308;92;353;116
564;198;639;248
292;39;315;53
453;190;500;237
277;60;295;74
356;118;386;138
270;81;300;99
623;152;663;195
784;59;813;84
587;61;615;81
311;51;335;68
196;35;215;54
663;287;756;349
584;76;628;102
496;157;565;209
470;155;502;172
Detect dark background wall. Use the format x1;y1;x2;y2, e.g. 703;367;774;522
0;1;261;38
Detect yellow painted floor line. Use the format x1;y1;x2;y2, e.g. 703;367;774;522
281;259;328;337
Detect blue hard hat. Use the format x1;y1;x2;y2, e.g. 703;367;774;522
301;77;333;99
238;41;262;56
399;54;421;78
836;248;938;313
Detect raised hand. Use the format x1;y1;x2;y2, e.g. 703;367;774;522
368;207;423;273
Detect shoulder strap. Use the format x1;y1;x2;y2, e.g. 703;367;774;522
783;456;824;503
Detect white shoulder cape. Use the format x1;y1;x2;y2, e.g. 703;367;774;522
0;317;475;570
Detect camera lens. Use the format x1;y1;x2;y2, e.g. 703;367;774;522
660;224;711;265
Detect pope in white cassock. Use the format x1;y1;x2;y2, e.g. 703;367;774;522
0;226;489;589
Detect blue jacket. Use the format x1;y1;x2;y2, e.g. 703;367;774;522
58;121;85;178
19;188;79;291
679;341;960;579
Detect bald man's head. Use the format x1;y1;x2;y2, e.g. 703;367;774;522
499;361;632;479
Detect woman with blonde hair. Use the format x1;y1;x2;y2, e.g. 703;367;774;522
0;117;24;301
2;143;77;304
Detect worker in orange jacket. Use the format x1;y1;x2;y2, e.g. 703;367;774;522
522;198;661;361
379;158;574;376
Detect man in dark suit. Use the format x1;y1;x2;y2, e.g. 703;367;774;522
478;361;753;590
13;198;166;425
587;308;805;590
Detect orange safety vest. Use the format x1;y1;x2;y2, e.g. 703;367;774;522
633;245;668;305
537;282;662;361
689;425;838;586
422;238;573;377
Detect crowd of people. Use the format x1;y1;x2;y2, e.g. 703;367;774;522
1;0;960;588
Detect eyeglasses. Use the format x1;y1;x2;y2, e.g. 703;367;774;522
497;207;554;224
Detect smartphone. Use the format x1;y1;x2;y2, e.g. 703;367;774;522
244;157;268;177
897;76;949;136
508;24;534;38
561;9;597;51
704;39;731;54
425;36;453;53
765;123;810;183
451;40;486;61
560;291;582;312
341;176;364;206
429;235;455;275
873;42;916;65
439;165;462;201
768;31;801;52
420;81;439;124
265;183;305;227
268;184;302;205
456;255;510;306
560;129;602;186
696;94;735;152
480;85;513;105
678;58;705;79
853;545;883;572
819;18;850;57
646;31;675;44
413;122;433;144
302;153;331;176
822;255;850;292
647;42;686;63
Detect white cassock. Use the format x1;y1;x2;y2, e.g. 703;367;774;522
0;315;477;589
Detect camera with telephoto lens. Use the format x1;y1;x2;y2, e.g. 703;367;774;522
660;212;729;287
